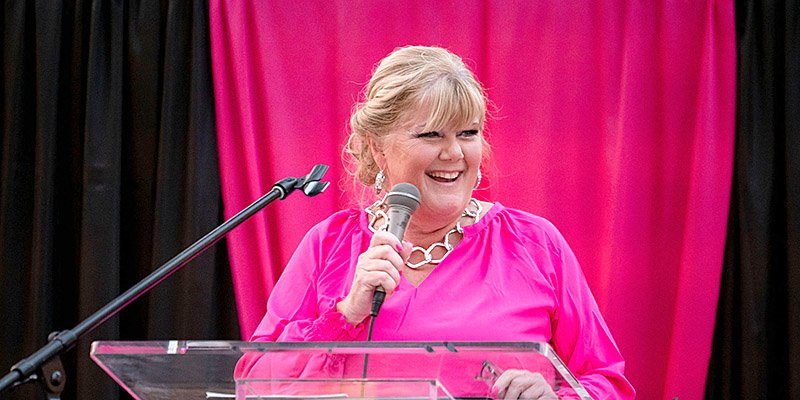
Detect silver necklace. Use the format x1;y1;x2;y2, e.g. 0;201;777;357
365;198;482;269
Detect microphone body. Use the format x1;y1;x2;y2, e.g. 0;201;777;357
386;205;413;240
371;183;420;317
385;183;422;240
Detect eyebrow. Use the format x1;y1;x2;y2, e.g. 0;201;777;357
411;121;480;131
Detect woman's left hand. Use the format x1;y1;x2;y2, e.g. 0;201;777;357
492;369;558;399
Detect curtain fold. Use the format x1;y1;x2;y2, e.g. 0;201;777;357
706;0;800;398
0;1;237;399
209;1;736;399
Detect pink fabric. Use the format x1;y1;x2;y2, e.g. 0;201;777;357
209;1;736;399
250;203;635;399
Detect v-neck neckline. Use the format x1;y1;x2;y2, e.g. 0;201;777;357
359;202;503;290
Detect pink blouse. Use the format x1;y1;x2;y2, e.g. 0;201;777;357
250;203;635;399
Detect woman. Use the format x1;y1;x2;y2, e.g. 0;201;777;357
247;46;635;399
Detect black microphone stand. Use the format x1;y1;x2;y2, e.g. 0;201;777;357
0;164;330;399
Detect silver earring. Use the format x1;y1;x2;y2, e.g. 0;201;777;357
474;169;482;190
374;170;385;195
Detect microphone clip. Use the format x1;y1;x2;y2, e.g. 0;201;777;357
272;164;331;199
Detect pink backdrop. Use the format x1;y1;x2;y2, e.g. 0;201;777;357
209;1;735;399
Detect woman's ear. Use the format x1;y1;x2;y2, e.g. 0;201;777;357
367;135;386;170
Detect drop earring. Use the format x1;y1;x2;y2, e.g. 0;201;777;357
374;169;385;195
474;169;482;190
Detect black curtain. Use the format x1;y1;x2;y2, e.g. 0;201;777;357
4;0;800;399
0;1;238;399
706;0;800;399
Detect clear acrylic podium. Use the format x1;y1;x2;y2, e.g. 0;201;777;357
91;341;591;399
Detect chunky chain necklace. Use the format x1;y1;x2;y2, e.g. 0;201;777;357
365;198;482;269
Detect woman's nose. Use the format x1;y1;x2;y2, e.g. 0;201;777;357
439;137;464;160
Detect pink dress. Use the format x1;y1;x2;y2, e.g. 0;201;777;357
249;203;635;399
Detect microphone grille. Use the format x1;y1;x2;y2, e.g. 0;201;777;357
386;183;421;212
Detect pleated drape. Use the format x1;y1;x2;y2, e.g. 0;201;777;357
209;2;736;399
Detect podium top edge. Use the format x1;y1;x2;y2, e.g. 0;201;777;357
91;340;551;354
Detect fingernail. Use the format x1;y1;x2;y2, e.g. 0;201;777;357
394;243;403;252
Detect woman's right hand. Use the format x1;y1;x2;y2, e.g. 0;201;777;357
336;230;411;325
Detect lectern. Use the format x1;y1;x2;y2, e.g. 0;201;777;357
91;341;591;399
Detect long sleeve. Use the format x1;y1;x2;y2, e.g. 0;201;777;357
249;210;366;342
543;223;636;399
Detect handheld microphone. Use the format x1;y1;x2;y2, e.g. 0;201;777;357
370;183;421;317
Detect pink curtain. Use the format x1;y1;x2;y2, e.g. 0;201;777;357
209;1;735;399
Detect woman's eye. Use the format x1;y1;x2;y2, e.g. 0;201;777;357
416;131;441;138
460;130;479;137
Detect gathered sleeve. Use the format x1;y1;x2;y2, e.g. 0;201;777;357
249;210;367;342
539;223;636;399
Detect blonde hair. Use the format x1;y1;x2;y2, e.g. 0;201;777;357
345;46;490;188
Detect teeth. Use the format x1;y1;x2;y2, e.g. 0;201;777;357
428;171;460;180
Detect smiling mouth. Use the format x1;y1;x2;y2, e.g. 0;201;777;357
426;171;461;183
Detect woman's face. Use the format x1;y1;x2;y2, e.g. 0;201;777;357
374;112;483;228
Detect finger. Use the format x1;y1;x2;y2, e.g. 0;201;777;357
358;250;404;289
519;384;549;400
356;259;401;291
493;369;523;398
507;372;554;400
361;269;400;293
503;383;523;400
398;240;413;261
362;244;406;270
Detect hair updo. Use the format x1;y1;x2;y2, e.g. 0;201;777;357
345;46;489;188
